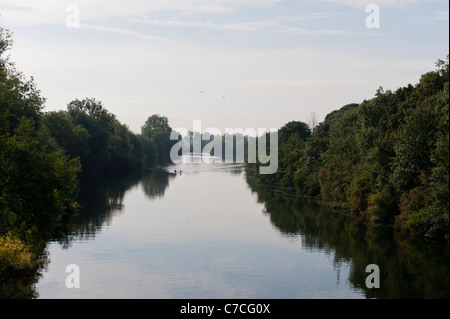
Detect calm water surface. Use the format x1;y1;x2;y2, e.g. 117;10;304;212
35;159;449;299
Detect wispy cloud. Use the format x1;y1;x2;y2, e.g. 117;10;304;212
315;0;420;9
82;24;169;42
130;12;358;35
0;0;364;38
238;78;355;87
284;27;352;36
0;0;284;26
434;11;449;20
276;12;346;21
129;15;277;31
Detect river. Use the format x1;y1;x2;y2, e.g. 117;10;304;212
33;158;449;299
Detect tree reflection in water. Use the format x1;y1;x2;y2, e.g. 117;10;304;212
1;169;173;298
244;166;449;299
2;164;448;298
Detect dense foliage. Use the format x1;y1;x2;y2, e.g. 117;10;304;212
251;57;449;242
0;28;173;275
1;28;80;264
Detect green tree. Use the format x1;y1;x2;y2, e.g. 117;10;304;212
394;84;449;240
64;98;158;176
141;114;171;133
278;121;311;143
1;28;81;273
1;29;44;136
141;114;173;163
42;111;90;159
0;118;81;239
246;56;449;241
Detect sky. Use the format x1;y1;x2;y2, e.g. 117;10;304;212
0;0;448;134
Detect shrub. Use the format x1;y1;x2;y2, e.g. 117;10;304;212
0;232;36;272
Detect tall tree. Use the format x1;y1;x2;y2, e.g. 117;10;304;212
141;114;173;163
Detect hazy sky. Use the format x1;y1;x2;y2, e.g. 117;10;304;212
0;0;448;133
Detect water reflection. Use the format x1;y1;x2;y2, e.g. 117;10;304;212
57;169;176;247
56;157;241;248
142;169;173;199
168;154;245;176
244;168;449;298
1;169;174;298
2;160;448;298
56;175;141;246
0;267;40;298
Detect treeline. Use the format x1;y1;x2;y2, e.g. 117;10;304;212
45;100;175;179
0;28;173;274
250;57;449;242
172;130;251;162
